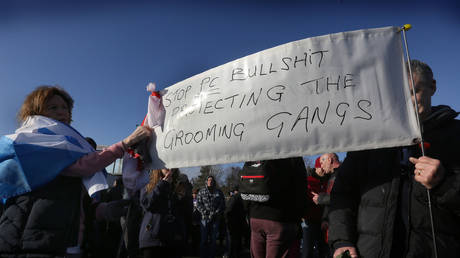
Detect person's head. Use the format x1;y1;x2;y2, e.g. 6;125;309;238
145;168;179;193
232;185;239;194
331;153;340;167
192;189;198;199
314;157;325;177
407;60;436;122
18;86;74;124
174;170;189;199
178;173;189;184
206;175;216;189
113;177;123;187
85;137;97;150
321;153;340;174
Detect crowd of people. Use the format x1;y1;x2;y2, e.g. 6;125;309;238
1;59;459;258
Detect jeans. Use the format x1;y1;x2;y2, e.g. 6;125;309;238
250;218;298;258
200;219;220;258
301;220;309;258
301;221;329;258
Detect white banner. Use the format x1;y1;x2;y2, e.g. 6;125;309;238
149;26;421;169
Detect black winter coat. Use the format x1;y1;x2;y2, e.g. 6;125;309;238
0;175;82;257
329;106;460;258
225;193;247;233
139;180;187;250
246;157;308;223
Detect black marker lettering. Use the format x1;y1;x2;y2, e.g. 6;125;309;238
206;124;217;142
355;100;372;120
239;94;246;109
344;74;355;88
267;85;285;102
311;101;330;124
224;94;239;108
200;77;210;92
163;94;172;107
163;129;175;150
266;112;292;138
194;131;204;143
175;130;184;147
219;124;231;139
294;53;307;68
247;88;263;106
311;50;328;67
248;66;257;78
185;132;194;144
231;68;245;81
209;77;219;88
327;75;340;92
336;102;350;125
233;123;245;141
259;64;267;76
269;63;277;74
281;57;291;71
203;101;214;114
214;99;224;110
291;106;309;133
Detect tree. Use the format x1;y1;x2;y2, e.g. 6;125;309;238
221;166;242;195
190;165;244;197
191;165;225;191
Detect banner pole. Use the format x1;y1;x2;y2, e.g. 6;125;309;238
400;24;438;258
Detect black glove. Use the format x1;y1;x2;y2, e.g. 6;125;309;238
104;199;131;221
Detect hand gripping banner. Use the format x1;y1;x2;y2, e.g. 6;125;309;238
148;26;420;169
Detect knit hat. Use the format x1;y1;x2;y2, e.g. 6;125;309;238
314;157;321;168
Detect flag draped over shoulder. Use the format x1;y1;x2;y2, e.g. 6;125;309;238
0;115;108;199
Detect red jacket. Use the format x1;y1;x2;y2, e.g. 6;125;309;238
305;173;330;223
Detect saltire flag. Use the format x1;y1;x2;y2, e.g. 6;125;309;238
0;115;108;199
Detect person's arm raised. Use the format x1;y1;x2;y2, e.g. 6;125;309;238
62;126;153;177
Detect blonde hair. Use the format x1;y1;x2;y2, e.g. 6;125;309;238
18;85;74;123
145;168;180;193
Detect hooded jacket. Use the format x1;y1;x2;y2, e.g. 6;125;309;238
328;105;460;258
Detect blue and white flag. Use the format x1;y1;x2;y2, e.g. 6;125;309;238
0;115;108;199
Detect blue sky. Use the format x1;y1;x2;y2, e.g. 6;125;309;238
1;0;459;179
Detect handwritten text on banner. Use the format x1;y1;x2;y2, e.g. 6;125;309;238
150;26;420;168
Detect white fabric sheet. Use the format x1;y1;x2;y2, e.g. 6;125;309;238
148;26;420;169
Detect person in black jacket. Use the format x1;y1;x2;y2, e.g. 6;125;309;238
329;60;460;258
139;168;189;258
225;186;248;258
244;157;308;258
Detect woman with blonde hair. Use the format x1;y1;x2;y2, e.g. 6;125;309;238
139;168;190;258
0;85;152;256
